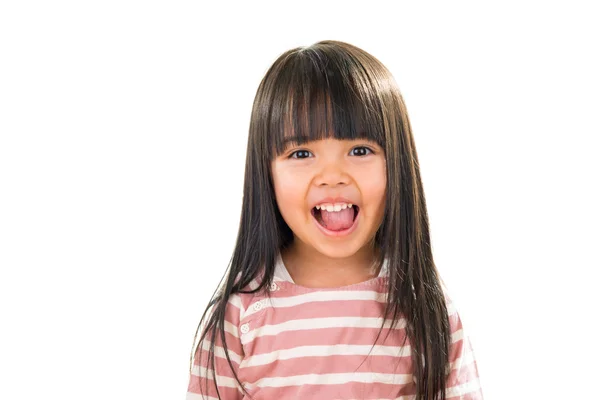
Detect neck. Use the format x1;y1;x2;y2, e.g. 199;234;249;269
281;238;381;288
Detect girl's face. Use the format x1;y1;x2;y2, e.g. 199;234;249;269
271;138;386;260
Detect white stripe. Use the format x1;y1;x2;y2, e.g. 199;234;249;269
271;290;388;307
446;301;457;316
241;290;389;320
451;328;464;343
254;371;414;388
186;393;218;400
228;294;242;311
241;292;455;320
201;340;242;365
242;316;407;344
223;321;239;338
247;278;259;290
240;343;411;367
446;378;481;397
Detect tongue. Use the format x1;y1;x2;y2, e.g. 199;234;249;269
319;208;355;231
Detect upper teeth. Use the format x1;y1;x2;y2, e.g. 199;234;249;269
315;203;353;212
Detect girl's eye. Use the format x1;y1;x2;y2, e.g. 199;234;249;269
289;150;312;159
287;146;374;159
350;146;373;156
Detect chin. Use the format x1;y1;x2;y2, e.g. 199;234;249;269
309;239;365;259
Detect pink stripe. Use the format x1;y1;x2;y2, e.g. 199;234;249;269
187;375;242;398
224;302;241;323
246;381;417;399
245;325;409;355
446;361;480;387
259;299;390;324
195;351;239;378
241;353;414;376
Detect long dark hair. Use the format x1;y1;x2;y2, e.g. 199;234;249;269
190;40;451;399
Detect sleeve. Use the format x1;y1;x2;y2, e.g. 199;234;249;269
444;290;484;400
186;294;246;400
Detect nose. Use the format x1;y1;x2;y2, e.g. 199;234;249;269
314;161;350;188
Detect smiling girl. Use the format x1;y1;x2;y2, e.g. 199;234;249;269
272;137;386;288
186;40;482;399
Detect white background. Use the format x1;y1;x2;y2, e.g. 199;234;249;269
1;1;598;399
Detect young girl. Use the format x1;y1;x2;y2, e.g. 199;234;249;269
186;40;482;399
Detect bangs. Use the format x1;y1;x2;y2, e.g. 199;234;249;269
265;49;386;159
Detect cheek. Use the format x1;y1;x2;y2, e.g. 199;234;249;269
357;163;387;207
363;179;386;229
272;167;307;217
275;182;299;209
363;180;387;211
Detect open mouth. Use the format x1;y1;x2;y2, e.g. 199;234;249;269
311;205;360;233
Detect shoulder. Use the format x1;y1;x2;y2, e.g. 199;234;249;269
440;282;483;398
211;271;272;333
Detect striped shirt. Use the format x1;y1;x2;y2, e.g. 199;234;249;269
186;254;482;399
